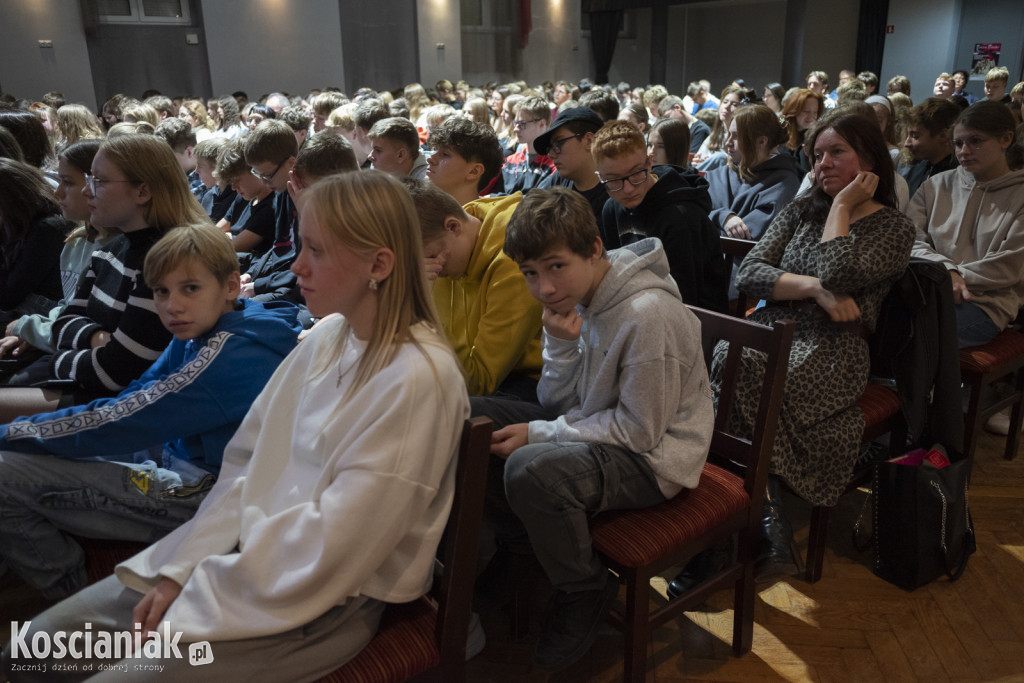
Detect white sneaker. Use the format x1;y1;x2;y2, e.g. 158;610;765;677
465;611;486;661
985;408;1023;435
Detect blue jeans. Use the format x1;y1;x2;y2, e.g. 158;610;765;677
956;301;1001;348
0;448;213;599
471;396;666;592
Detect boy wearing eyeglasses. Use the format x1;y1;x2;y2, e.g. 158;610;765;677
535;107;608;231
594;120;728;313
497;96;555;194
472;186;713;672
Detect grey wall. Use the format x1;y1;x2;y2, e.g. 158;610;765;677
86;22;212;103
0;0;97;110
666;0;788;95
880;0;961;101
202;0;345;97
340;0;418;93
587;0;857;95
952;0;1024;95
418;0;463;88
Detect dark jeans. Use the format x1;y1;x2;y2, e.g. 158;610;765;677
471;396;666;592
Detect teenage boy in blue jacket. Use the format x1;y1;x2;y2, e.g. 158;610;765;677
0;223;301;600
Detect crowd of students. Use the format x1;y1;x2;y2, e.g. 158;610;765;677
0;62;1022;679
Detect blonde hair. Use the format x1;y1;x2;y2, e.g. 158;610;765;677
301;170;450;396
327;102;358;134
144;222;239;287
99;135;209;232
181;99;215;131
463;98;491;126
57;104;103;148
121;102;159;127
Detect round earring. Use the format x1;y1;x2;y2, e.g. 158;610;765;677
368;278;379;291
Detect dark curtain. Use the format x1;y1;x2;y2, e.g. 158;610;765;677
855;0;890;77
589;10;622;84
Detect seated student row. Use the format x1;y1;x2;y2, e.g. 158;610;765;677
1;87;1022;679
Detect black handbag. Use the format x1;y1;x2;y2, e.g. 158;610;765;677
873;446;976;591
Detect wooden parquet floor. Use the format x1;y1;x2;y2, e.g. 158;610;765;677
464;428;1024;682
1;432;1021;681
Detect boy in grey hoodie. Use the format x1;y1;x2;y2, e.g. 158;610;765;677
471;187;713;672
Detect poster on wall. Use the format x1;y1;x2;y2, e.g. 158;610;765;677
970;43;1001;78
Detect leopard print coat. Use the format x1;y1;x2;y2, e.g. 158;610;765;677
712;201;915;506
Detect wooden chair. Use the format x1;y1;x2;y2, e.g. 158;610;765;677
960;330;1024;462
587;307;794;683
802;382;903;583
721;236;757;316
317;416;493;683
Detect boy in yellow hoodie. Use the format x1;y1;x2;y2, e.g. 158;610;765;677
403;178;542;399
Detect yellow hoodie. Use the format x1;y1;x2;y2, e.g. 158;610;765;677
433;193;543;396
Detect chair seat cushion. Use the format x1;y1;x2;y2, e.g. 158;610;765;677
960;330;1024;375
590;463;749;568
857;382;900;429
82;539;147;585
317;598;438;683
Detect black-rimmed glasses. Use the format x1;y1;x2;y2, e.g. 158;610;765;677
596;168;648;192
547;132;584;155
250;158;287;182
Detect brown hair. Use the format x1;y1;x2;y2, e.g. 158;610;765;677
504;186;602;263
401;177;468;245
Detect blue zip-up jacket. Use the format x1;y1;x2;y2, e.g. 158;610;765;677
0;298;302;472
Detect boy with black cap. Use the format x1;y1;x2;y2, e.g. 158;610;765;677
536;107;609;231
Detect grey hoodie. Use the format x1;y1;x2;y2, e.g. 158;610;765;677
909;166;1024;330
527;238;714;496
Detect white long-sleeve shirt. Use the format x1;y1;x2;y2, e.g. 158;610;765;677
116;318;469;640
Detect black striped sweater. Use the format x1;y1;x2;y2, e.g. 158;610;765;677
50;227;172;392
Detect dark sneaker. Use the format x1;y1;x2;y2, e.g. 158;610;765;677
533;572;618;671
474;548;544;614
666;540;732;599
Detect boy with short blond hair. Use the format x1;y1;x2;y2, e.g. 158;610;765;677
368;116;428;179
498;95;555;193
0;223;301;600
472;186;713;672
985;66;1011;103
593;120;728;312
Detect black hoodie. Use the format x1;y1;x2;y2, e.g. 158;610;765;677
601;165;728;313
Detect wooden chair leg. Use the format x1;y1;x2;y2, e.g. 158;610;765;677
733;529;756;655
508;590;531;642
1005;369;1024;461
962;378;983;465
805;505;830;583
621;571;648;683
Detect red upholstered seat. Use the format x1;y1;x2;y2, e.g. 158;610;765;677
959;329;1024;462
316;599;438;683
82;539;147;585
591;463;749;568
857;382;901;429
960;329;1024;373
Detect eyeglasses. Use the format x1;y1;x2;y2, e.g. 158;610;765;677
596;168;649;192
547;132;584;155
513;118;543;128
84;174;134;194
250;158;287;182
953;135;991;151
